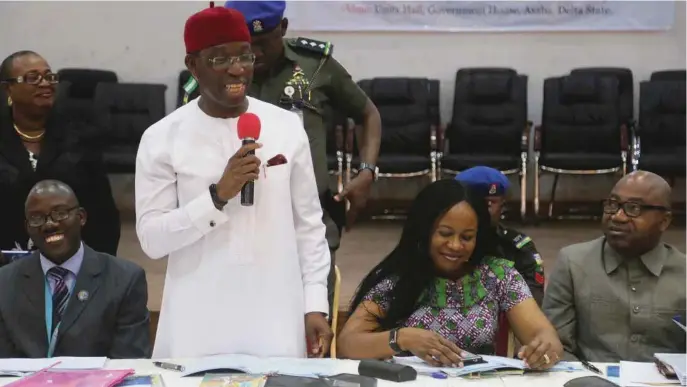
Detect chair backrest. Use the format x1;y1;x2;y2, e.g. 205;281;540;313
570;67;634;125
449;68;527;155
177;70;200;107
57;69;118;99
650;70;686;82
541;74;620;154
93;83;167;147
638;80;686;152
330;265;341;359
357;77;439;156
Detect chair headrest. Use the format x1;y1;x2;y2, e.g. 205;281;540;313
560;75;599;104
658;83;687;114
370;78;416;104
469;73;512;103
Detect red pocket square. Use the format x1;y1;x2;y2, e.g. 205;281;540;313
266;154;288;167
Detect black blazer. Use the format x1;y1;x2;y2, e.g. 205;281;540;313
0;107;120;255
0;245;151;359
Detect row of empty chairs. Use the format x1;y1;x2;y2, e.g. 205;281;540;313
325;68;685;220
51;67;685;220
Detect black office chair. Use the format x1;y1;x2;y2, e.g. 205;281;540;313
534;74;627;219
633;79;686;180
349;77;440;183
439;68;529;220
93;83;167;173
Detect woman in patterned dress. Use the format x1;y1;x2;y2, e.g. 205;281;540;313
338;179;563;370
0;51;120;257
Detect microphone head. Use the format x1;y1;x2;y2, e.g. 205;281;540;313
237;113;261;140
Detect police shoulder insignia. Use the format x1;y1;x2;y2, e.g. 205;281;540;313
289;37;334;57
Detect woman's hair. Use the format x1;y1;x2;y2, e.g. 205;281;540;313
0;50;39;82
349;178;497;330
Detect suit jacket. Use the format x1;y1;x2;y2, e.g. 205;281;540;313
0;107;120;256
0;245;152;359
543;236;686;362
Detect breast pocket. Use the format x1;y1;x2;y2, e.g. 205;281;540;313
588;297;625;333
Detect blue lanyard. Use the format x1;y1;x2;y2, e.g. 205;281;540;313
44;279;75;358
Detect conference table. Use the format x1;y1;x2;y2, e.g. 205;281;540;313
0;359;614;386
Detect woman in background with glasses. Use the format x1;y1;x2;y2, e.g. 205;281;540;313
0;51;120;261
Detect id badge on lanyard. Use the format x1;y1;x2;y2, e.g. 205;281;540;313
44;280;74;358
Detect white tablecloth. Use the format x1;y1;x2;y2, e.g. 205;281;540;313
0;359;614;387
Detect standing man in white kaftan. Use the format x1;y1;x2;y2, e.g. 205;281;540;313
134;4;332;359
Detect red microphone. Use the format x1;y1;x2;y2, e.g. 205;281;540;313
237;113;261;206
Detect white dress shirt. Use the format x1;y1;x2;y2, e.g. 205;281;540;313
135;97;330;359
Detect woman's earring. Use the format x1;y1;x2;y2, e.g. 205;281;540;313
6;96;11;106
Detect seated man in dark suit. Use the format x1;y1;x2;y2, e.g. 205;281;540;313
0;179;151;358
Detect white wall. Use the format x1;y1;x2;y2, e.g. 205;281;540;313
1;1;684;204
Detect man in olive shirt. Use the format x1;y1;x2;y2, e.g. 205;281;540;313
543;171;686;362
186;1;381;314
455;166;545;305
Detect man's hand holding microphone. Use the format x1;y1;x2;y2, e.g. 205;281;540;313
213;113;263;207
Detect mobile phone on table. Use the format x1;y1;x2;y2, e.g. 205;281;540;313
461;351;486;365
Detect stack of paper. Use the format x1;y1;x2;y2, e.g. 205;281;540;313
0;357;107;376
619;361;681;387
392;355;579;377
655;354;687;386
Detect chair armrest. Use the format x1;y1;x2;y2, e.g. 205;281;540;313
521;121;533;151
334;124;344;152
620;124;629;152
438;122;448;153
430;124;438;152
345;120;356;154
533;125;542;152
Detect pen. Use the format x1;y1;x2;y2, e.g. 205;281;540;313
152;361;185;372
419;371;448;379
580;359;602;375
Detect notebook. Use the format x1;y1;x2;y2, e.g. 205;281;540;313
179;355;338;378
200;374;268;387
655;354;687;386
6;368;134;387
392;354;579;377
116;374;166;387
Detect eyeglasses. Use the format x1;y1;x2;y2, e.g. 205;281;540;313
602;199;669;218
27;206;80;228
205;53;256;71
2;72;59;85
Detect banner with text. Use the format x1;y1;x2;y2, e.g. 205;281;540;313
285;1;675;32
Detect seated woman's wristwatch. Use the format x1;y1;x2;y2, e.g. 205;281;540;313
389;328;403;354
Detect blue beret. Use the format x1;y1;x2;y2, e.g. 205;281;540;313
224;1;285;35
455;166;510;196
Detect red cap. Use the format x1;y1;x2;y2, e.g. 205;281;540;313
184;6;251;54
237;113;261;140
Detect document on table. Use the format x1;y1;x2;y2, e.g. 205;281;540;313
391;355;579;377
619;361;681;387
178;355;339;378
654;354;687;386
0;357;107;376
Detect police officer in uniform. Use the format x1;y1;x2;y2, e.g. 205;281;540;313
456;166;545;305
183;1;382;314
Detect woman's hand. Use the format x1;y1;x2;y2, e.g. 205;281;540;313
397;328;467;367
517;331;563;370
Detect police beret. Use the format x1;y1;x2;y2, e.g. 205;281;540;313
184;5;250;54
455;166;510;196
224;0;285;35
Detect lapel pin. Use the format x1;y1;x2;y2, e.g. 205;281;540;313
77;290;89;302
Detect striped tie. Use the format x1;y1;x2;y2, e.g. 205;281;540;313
47;266;70;323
